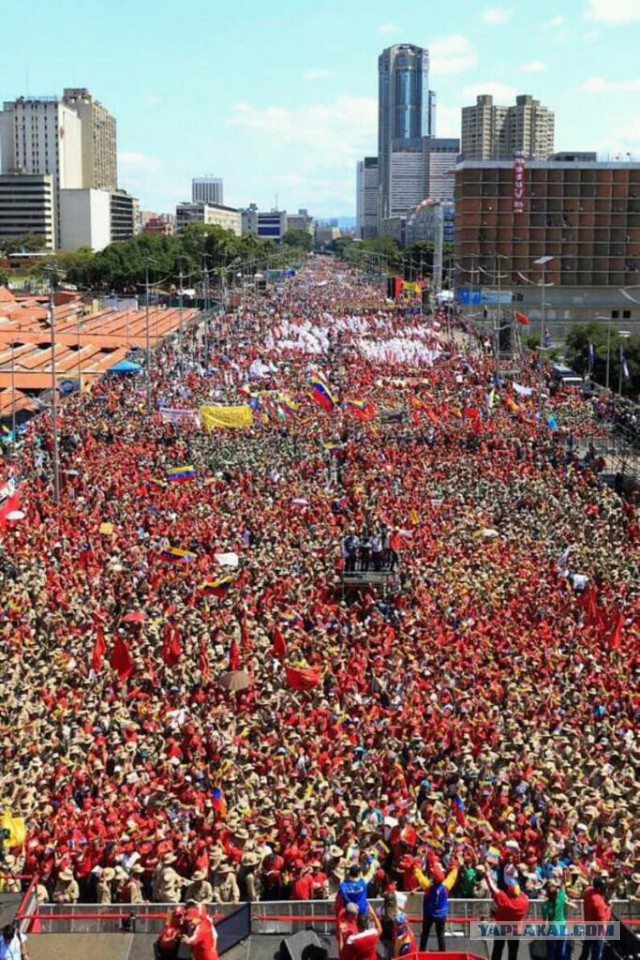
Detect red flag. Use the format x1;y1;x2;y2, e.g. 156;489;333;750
198;640;210;683
515;312;529;325
285;665;322;691
90;624;107;673
462;407;480;419
605;610;624;650
228;637;240;671
110;635;134;681
272;626;287;661
239;611;252;651
162;623;182;667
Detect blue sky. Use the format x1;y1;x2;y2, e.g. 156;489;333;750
2;0;639;218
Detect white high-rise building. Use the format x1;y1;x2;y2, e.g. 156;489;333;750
0;90;121;248
62;88;117;191
192;177;223;205
356;157;379;239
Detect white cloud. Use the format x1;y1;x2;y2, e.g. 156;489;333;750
461;81;518;102
302;69;335;82
583;30;599;42
435;105;463;139
118;152;163;174
481;6;513;23
542;15;565;27
378;23;404;35
585;0;640;23
522;59;547;73
430;34;478;74
582;76;640;91
226;97;377;166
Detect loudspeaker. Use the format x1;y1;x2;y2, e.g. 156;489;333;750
280;930;328;960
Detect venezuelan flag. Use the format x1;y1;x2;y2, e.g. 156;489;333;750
211;786;227;816
309;376;336;414
166;465;195;482
280;609;301;625
201;575;235;597
148;477;168;490
280;397;300;417
162;546;197;564
343;399;377;422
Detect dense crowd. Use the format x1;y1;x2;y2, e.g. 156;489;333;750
0;260;639;923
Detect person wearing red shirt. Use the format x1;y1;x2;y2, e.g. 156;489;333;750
182;904;219;960
486;867;529;960
340;908;381;960
578;878;611;960
291;863;315;900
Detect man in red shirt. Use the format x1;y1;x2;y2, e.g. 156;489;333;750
182;903;219;960
486;866;529;960
578;878;611;960
341;909;382;960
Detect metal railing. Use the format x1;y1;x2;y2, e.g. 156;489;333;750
17;898;639;937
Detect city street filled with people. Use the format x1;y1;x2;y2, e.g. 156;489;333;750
0;258;639;924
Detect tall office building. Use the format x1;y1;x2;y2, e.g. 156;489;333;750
356;157;379;239
423;137;460;202
378;44;436;223
192;177;223;206
0;89;123;248
461;94;555;161
0;173;55;250
62;88;117;190
454;158;640;322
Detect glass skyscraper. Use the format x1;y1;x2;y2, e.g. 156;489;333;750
378;44;436;222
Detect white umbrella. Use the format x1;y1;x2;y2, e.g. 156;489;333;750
5;510;25;521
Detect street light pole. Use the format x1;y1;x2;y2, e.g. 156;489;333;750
145;264;151;415
10;341;17;461
534;256;554;409
178;266;184;371
48;271;61;504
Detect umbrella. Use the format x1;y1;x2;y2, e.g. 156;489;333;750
109;359;142;374
219;670;253;693
5;510;25;521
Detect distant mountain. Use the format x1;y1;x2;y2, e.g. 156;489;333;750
337;217;356;228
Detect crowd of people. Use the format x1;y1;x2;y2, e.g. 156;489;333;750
0;259;639;939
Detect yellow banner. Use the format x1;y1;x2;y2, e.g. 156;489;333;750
200;405;253;430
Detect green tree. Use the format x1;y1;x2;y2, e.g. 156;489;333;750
0;266;8;287
565;321;640;395
2;232;48;254
282;230;313;252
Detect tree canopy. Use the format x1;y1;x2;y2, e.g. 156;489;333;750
565;321;640;395
27;227;305;292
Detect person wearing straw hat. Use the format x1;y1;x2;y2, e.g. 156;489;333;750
185;870;214;904
211;864;240;904
52;868;79;904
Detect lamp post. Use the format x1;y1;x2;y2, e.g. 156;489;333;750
46;268;61;504
145;264;152;415
534;256;554;407
9;340;17;461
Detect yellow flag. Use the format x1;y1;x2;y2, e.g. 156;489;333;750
199;405;253;430
1;810;26;848
410;508;420;525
